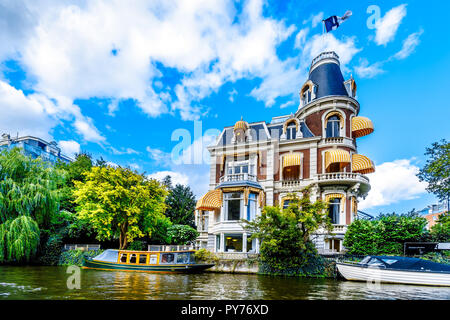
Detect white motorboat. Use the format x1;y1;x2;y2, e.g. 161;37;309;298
336;255;450;287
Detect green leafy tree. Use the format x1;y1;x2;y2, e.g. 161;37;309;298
167;224;199;245
73;166;169;249
244;189;330;271
165;184;196;227
344;212;428;255
430;213;450;242
417;139;450;204
57;152;93;213
0;215;40;263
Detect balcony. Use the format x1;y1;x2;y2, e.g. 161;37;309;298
318;172;369;184
281;179;302;188
220;173;257;183
317;172;370;195
320;137;355;148
332;224;348;233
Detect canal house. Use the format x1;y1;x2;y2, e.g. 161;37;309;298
195;51;375;255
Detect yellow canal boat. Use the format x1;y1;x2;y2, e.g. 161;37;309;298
82;249;214;273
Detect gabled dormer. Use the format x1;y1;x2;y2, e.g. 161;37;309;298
344;76;357;98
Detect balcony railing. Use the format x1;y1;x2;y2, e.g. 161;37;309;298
332;224;348;233
220;173;257;183
281;180;302;188
321;137;355;148
317;172;369;184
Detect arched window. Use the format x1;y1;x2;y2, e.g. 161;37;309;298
326;115;340;138
286;122;297;140
328;198;340;224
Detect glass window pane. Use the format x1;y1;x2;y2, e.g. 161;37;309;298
225;234;243;252
234;166;241;174
120;253;128;263
149;254;158;264
242;165;248;173
129;254;137;264
176;253;189;264
160;253;175;264
228;199;241;220
139;254;147;264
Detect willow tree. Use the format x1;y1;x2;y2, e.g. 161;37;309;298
0;216;40;263
0;148;63;227
73;166;169;249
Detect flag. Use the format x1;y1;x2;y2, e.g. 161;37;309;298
323;16;339;32
323;10;352;33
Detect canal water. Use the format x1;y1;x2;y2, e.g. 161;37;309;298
0;266;449;300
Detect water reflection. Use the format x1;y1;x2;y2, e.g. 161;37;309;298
0;266;449;300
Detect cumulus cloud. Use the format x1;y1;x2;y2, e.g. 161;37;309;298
148;170;189;186
393;29;423;60
354;58;385;78
58;139;80;158
0;80;57;140
374;4;407;46
359;159;428;210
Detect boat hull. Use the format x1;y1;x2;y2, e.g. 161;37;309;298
336;262;450;287
82;258;214;273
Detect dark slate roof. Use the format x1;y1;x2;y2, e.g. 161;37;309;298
217;123;268;146
308;62;348;99
267;122;315;139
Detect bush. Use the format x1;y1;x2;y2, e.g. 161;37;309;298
58;249;104;266
420;252;450;265
37;234;64;266
167;224;199;245
344;213;428;255
128;240;146;251
194;248;219;263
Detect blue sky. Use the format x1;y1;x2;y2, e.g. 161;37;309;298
0;0;449;216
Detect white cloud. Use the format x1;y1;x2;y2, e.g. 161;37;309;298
146;146;172;165
393;29;423;60
148;170;189;186
354;58;385;78
110;146;139;155
58;140;80;157
311;12;324;28
294;28;309;49
0;80;57;140
359;159;428;210
374;4;407;46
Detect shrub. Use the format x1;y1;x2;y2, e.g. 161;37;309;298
128;240;146;251
58;249;104;266
194;248;219;263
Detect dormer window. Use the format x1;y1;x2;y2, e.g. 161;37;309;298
326;115;340;138
301;88;311;105
344;78;357;98
286;123;297;140
299;80;317;107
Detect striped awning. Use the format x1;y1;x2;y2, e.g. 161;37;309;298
325;149;351;169
324;193;345;202
352;154;375;174
283;153;302;168
196;189;222;210
352;116;374;138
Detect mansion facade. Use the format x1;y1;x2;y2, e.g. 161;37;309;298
194;51;375;254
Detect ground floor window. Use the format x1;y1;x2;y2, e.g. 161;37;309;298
225;234;243;252
216;234;221;251
247;193;257;221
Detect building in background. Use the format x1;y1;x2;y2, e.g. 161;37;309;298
0;133;73;164
195;51;375;255
418;200;448;230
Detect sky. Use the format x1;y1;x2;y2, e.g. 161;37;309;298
0;0;449;217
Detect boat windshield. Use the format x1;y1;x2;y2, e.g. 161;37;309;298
94;250;119;262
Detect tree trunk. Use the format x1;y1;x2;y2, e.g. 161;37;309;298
119;221;128;250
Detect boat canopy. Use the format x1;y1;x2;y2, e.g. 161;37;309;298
93;249;119;262
358;256;450;273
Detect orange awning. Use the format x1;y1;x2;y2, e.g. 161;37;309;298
352;116;374;138
352;154;375;174
282;153;302;169
325;149;351;169
196;189;222;210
